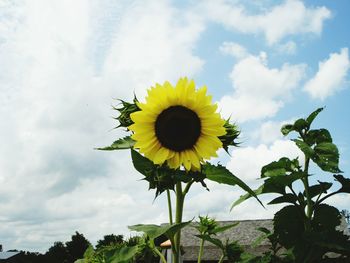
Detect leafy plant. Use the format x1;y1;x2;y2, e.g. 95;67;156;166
194;216;239;263
232;108;350;262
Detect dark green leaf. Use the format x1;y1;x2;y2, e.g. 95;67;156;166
96;136;135;151
268;193;298;205
305;229;350;253
293;118;308;132
203;163;263;208
334;174;350;193
226;241;244;261
312;204;341;231
306;129;332;145
306;107;324;126
306;181;332;199
231;185;264;209
261;157;299;178
211;222;239;234
128;220;191;240
231;171;303;209
281;124;294;136
274;205;304;248
131;149;154;177
292;139;314;158
312;142;341;173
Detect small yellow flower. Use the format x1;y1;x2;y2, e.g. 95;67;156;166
129;78;226;171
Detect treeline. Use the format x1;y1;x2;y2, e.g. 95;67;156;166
5;232;159;263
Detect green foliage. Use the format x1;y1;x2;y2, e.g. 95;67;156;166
194;216;241;262
131;149;207;197
113;98;140;128
96;234;124;250
218;119;240;153
75;235;161;263
202;163;263;208
97;136;135;151
233;108;350;261
128;220;192;240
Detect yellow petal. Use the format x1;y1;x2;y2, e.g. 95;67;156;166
153;147;170;164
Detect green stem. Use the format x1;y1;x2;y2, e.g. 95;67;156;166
154;246;167;263
218;254;225;263
301;157;313;233
197;239;205;263
302;158;312;219
174;182;184;263
167;189;173;225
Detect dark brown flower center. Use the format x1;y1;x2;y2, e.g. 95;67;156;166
155;106;201;152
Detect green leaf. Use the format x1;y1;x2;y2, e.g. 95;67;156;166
334;174;350;193
312;204;341;231
281;124;294;136
131;149;154;176
109;246;139;263
196;234;224;250
203;163;263;208
96;136;135;151
312;142;342;173
128;220;192;240
212;222;239;234
305;229;350;253
231;185;264;209
83;245;95;258
306;181;332;199
268;193;298;205
306;107;324;126
305;129;332;145
293;118;308;132
274;205;304;248
231;171;303;209
226;241;244;262
261;157;299;178
292;139;314;158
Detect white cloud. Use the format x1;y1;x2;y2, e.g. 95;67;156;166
227;140;303;186
218;52;306;122
219;41;249;59
0;0;205;252
304;48;350;100
198;0;331;45
251;118;296;145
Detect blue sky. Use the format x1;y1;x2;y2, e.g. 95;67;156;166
0;0;349;252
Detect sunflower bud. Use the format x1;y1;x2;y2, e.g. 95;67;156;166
219;120;240;153
114;97;140;128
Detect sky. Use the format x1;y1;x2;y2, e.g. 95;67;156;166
0;0;349;252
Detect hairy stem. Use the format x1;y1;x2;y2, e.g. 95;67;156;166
154;246;167;263
174;182;184;263
197;239;205;263
167;190;173;225
302;158;312;219
218;254;225;263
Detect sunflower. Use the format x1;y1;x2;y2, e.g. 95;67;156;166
129;78;226;171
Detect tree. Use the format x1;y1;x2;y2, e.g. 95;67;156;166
65;231;91;262
95;234;124;249
45;241;69;263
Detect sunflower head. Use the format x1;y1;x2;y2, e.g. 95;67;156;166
129;78;227;171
